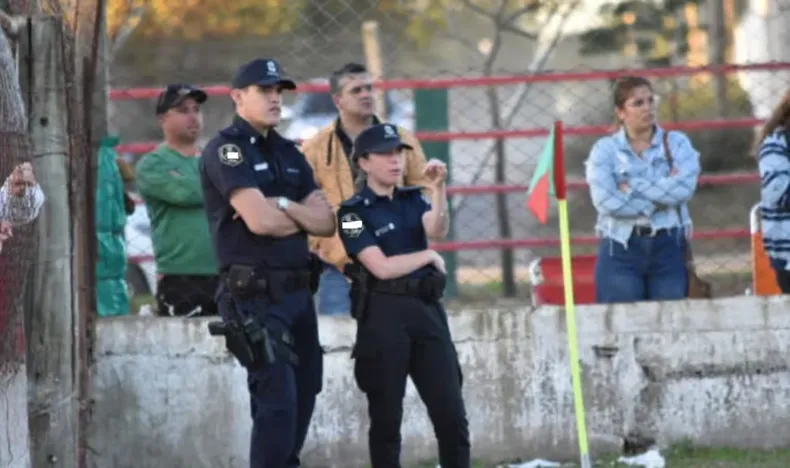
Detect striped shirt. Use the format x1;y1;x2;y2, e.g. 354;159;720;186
584;126;701;247
758;129;790;270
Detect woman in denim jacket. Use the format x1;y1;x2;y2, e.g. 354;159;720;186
755;89;790;293
585;77;701;303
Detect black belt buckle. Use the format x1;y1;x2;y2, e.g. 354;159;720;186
633;226;664;237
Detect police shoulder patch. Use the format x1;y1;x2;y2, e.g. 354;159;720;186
340;211;364;239
218;143;243;166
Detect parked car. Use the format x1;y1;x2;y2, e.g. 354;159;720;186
281;78;415;142
124;201;157;297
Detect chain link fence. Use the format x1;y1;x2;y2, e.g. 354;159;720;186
101;0;790;311
0;19;37;375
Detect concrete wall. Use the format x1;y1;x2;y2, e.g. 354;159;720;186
1;368;31;468
89;295;790;467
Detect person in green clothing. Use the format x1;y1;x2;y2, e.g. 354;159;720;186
135;84;219;317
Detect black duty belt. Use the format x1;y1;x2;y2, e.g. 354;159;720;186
221;267;311;295
269;269;311;293
372;275;444;301
632;226;671;237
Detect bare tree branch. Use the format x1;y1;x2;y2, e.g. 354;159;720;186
451;0;580;214
499;22;538;40
500;2;560;41
439;28;481;53
110;6;146;60
502;1;541;25
494;0;509;22
459;0;496;20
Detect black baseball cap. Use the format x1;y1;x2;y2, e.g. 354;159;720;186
155;84;207;115
351;123;413;160
231;58;297;90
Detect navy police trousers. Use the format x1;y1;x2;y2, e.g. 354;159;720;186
353;294;470;467
217;284;323;468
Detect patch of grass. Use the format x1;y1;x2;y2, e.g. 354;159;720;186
129;294;155;315
408;459;499;468
662;443;790;467
409;446;790;467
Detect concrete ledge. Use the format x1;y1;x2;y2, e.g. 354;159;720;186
1;367;31;468
89;295;790;467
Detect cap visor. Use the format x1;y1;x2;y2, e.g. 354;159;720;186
160;89;208;113
368;141;413;154
253;78;297;90
189;89;208;103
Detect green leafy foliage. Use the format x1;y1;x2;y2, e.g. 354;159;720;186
578;0;701;64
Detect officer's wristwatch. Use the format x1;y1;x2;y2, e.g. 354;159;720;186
276;197;290;211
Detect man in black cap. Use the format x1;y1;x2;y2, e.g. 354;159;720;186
135;84;219;318
199;59;335;468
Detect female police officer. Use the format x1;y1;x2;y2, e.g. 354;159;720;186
337;123;471;468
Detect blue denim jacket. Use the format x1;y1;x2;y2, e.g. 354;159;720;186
584;126;701;247
758;129;790;270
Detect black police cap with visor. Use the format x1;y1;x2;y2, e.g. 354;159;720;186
231;58;297;90
155;84;207;115
351;124;413;162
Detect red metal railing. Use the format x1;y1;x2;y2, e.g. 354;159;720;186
109;61;790;98
118;62;774;262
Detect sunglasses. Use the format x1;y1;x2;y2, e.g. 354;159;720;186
628;95;659;108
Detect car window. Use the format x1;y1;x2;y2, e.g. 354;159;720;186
299;93;337;115
296;91;398;117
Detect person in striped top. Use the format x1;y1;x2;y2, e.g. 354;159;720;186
756;89;790;293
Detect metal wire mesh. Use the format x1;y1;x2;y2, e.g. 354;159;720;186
0;20;37;373
102;0;790;309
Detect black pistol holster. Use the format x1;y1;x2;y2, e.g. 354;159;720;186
343;262;372;322
207;265;298;369
308;253;324;295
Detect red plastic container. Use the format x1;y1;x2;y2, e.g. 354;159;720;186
531;255;597;306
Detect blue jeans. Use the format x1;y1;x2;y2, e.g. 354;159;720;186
315;265;351;316
216;285;323;468
595;228;688;303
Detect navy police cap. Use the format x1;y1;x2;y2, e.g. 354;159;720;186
352;123;413;160
231;58;297;90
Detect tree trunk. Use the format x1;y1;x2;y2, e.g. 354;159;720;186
482;31;516;298
20;16;79;468
487;84;516;297
709;0;728;117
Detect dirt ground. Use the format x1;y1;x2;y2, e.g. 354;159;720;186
410;446;790;467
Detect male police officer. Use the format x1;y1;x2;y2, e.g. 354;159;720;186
200;58;336;468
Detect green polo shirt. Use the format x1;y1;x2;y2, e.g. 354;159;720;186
135;144;217;276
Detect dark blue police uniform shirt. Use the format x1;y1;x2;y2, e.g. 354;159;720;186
200;116;318;270
337;184;433;279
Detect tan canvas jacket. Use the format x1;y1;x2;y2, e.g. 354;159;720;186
300;120;430;271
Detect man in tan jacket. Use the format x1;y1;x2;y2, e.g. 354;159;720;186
300;62;430;315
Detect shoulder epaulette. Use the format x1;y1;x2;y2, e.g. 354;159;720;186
340;194;364;207
218;125;244;139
